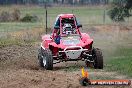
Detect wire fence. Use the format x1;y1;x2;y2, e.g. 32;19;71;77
45;7;132;29
0;6;132;39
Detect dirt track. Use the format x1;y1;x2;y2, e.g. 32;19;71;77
0;44;83;88
0;25;132;88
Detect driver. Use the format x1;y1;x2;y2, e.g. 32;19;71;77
54;28;60;44
62;24;72;34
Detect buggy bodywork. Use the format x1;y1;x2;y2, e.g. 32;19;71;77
38;14;103;70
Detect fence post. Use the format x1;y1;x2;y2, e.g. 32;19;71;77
72;2;75;14
128;16;129;25
45;2;48;34
103;10;105;24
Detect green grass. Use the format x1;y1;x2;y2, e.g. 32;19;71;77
0;6;132;32
105;47;132;77
0;22;42;32
0;38;36;47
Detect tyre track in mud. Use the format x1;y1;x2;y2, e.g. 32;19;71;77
0;44;81;88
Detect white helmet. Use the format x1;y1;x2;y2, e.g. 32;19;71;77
63;24;72;34
64;24;72;28
63;24;72;31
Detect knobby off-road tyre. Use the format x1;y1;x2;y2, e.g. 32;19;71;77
92;48;103;69
38;48;44;67
38;48;53;70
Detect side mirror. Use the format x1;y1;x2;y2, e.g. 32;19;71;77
54;26;60;29
77;24;82;28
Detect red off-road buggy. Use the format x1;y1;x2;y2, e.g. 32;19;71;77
38;14;103;70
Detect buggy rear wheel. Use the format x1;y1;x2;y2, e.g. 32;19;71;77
92;48;103;69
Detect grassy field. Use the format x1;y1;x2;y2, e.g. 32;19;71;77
0;6;110;44
105;47;132;77
88;25;132;78
0;22;42;32
0;5;132;32
0;6;105;32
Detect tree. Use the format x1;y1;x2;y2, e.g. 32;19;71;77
108;0;132;21
53;0;58;4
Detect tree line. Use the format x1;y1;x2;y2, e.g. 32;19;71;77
0;0;109;5
108;0;132;21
